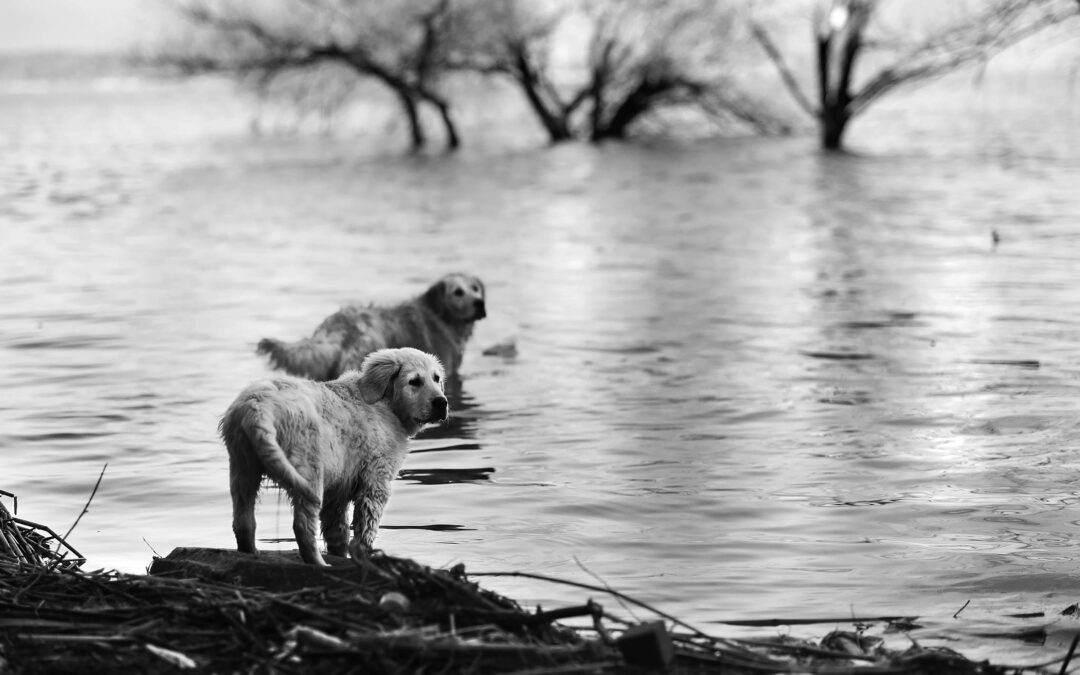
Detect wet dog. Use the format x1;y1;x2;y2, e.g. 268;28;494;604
257;273;486;381
220;347;448;566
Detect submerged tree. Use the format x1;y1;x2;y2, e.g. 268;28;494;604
439;0;578;142
446;0;789;143
155;0;462;151
154;0;793;148
751;0;1079;150
581;0;790;140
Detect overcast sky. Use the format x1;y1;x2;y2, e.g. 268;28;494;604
0;0;160;53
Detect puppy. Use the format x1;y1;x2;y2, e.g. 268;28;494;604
220;347;448;566
257;273;486;381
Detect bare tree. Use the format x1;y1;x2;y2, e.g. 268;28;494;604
582;0;788;140
155;0;462;151
441;0;580;142
751;0;1079;150
154;0;796;148
448;0;790;143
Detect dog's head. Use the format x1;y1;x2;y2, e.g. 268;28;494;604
422;273;486;324
359;347;448;435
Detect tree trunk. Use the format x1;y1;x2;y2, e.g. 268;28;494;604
515;78;573;143
593;80;666;141
588;79;605;142
815;1;868;151
426;95;460;150
511;51;573;143
396;90;425;151
820;108;849;150
588;41;616;142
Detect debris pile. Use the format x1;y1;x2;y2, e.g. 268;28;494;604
0;492;1063;674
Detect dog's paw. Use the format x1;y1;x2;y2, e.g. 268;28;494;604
348;537;373;561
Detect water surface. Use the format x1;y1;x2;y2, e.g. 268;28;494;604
3;71;1080;662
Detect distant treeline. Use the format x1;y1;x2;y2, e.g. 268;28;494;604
144;0;1080;150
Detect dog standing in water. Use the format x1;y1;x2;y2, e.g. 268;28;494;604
257;273;486;381
220;348;448;566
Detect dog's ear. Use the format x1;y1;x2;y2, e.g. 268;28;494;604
422;279;447;312
359;351;403;404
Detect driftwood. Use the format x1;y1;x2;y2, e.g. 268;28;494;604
0;490;1074;674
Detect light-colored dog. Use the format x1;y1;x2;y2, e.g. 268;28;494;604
257;273;486;381
220;347;448;566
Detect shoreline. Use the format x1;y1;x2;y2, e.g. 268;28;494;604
2;495;1068;674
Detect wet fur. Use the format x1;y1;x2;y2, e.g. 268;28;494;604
220;347;447;566
257;273;486;381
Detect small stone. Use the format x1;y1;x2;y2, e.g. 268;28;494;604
379;591;410;612
482;339;518;358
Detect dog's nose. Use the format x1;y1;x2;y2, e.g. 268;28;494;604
431;396;449;420
473;299;486;319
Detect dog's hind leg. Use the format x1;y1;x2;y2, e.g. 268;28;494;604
320;496;349;558
229;460;261;555
292;494;328;566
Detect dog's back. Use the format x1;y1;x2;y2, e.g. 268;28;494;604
256;336;340;381
219;379;323;505
258;301;464;380
255;304;398;381
334;302;468;374
257;274;485;381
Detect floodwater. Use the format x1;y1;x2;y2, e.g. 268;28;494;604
4;68;1080;663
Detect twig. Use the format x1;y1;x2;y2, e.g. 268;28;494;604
1060;633;1079;675
470;569;738;651
572;556;639;623
0;489;17;514
733;638;880;663
953;599;971;619
498;661;624;675
62;464;108;544
453;603;599;629
713;615;917;627
143;537;162;558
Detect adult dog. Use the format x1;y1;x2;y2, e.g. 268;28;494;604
220;347;448;566
257;273;486;381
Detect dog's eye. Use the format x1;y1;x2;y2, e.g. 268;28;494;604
471;285;480;293
408;376;422;387
453;288;465;297
433;373;441;383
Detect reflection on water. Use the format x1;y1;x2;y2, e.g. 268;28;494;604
3;73;1080;662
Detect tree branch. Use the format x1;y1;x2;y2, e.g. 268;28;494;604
700;90;793;136
180;4;302;52
851;0;1078;115
749;21;818;118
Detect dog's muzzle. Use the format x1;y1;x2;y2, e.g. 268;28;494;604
473;299;487;320
429;396;449;422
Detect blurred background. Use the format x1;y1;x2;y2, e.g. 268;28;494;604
4;0;1080;664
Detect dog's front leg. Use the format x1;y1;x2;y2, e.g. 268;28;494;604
351;478;392;553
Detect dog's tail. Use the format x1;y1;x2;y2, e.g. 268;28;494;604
256;337;341;381
220;397;321;505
